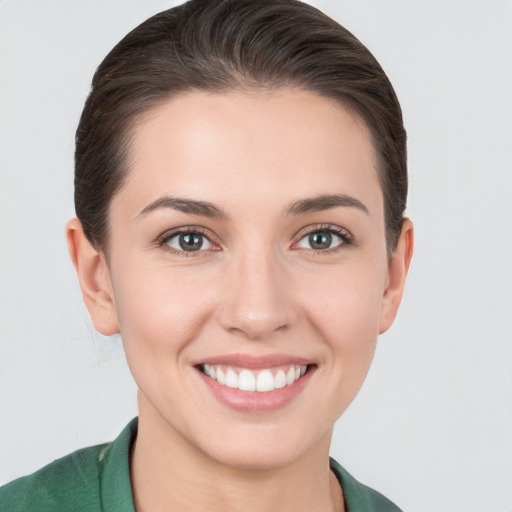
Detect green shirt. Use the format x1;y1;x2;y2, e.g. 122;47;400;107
0;419;402;511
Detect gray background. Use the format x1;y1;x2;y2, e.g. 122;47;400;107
1;1;511;511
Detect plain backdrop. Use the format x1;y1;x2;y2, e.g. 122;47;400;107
1;1;511;511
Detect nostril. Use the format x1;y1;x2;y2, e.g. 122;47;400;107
219;306;295;341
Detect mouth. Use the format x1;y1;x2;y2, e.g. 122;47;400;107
194;356;315;413
198;363;309;392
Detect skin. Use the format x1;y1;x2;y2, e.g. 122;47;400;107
67;89;413;512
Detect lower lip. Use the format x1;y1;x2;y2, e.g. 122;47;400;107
198;367;314;413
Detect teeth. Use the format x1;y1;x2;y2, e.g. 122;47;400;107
275;370;286;389
201;364;308;393
239;369;256;391
256;370;275;392
225;369;238;388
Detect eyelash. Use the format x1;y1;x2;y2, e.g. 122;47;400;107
157;226;220;257
293;224;353;254
156;223;353;256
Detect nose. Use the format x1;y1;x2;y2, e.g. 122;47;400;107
217;251;297;341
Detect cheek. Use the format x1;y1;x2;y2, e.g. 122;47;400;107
300;262;385;339
110;260;218;359
296;260;386;399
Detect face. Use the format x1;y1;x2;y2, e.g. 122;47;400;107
77;89;411;469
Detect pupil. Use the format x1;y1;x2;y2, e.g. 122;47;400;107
309;232;332;250
179;233;202;251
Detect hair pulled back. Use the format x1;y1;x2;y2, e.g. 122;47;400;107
75;0;407;253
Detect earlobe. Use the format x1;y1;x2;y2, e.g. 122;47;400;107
66;218;119;336
378;219;414;334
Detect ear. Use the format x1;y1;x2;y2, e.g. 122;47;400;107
379;219;414;334
66;218;119;336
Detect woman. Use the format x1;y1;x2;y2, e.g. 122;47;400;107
0;0;413;510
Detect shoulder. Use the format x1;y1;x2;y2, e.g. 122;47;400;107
0;419;137;512
0;443;107;512
330;458;403;512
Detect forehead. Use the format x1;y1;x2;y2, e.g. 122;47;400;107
115;88;382;218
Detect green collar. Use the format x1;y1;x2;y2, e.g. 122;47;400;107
98;418;137;512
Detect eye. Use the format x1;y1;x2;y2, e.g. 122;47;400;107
295;227;349;252
163;230;215;253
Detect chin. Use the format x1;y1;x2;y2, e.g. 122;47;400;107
191;420;332;471
205;444;305;471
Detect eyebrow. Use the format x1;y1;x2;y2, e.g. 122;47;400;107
137;193;368;220
286;194;369;216
137;196;228;219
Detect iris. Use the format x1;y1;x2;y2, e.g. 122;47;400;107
309;232;332;250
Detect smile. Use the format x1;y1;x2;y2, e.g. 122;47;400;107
200;364;308;392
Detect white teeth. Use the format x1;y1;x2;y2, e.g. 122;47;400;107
286;367;295;385
225;369;238;388
202;364;308;393
217;368;226;385
274;370;287;389
238;369;256;391
256;370;275;392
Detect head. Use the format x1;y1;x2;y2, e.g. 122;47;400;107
68;0;413;470
75;0;407;257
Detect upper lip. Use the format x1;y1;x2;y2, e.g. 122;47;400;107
193;353;313;369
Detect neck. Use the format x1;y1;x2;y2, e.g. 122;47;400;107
130;394;344;512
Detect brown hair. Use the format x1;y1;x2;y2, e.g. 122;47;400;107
75;0;407;254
